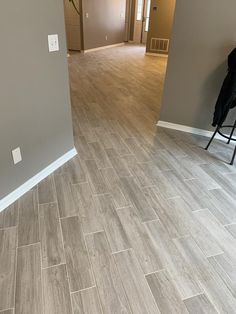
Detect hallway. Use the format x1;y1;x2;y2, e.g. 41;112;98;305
1;45;236;313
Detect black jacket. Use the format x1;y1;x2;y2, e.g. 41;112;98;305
212;48;236;127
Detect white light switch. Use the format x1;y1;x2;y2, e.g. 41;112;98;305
48;34;59;52
12;147;22;165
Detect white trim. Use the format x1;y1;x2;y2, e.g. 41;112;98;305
145;52;168;57
0;148;77;212
157;120;229;141
83;43;124;53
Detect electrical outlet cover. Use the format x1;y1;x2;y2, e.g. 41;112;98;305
12;147;22;164
48;34;59;52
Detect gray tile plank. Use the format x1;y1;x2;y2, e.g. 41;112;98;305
226;223;236;238
61;216;94;292
166;197;223;257
75;136;93;160
208;255;236;298
54;173;79;218
119;176;157;222
194;209;236;264
84;159;109;194
109;132;131;156
113;249;160;314
73;182;103;234
42;264;73;314
88;141;111;169
71;287;102;314
0;309;14;314
207;188;236;225
15;244;42;314
0;201;18;229
105;148;132;178
85;231;132;314
56;155;87;184
18;189;39;247
175;236;236;313
100;167;130;208
117;206;163;273
0;228;17;311
122;155;154;188
125;137;150;162
38;174;56;204
184;294;218;314
94;194;130;253
39;203;65;268
146;270;188;314
144;220;203;299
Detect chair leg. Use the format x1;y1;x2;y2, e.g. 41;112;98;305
227;119;236;144
205;126;220;150
230;146;236;165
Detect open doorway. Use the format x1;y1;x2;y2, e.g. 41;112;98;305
133;0;151;44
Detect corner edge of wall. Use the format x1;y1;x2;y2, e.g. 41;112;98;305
0;147;77;212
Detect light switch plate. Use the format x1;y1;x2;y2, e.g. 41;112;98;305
48;34;59;52
12;147;22;165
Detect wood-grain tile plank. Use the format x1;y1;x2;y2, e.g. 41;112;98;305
184;294;218;314
54;173;79;218
85;231;132;313
42;264;73;314
61;216;94;292
0;202;18;229
18;189;39;247
71;287;102;314
146;270;188;314
15;244;42;314
117;206;163;273
39;203;65;268
113;249;160;314
73;182;103;234
38;174;56;204
0;227;17;311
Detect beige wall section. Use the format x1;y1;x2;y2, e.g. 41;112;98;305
64;0;83;50
160;0;236;130
0;0;74;199
146;0;175;53
82;0;126;50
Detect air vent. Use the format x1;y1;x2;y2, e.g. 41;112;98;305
150;38;169;53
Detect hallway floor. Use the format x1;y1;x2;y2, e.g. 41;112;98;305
1;44;236;313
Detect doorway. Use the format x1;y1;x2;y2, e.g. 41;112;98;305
133;0;151;44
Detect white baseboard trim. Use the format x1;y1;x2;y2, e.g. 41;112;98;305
145;52;168;57
0;147;77;212
157;120;227;141
83;43;125;53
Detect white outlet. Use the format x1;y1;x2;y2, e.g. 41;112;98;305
85;12;89;18
48;34;59;52
105;35;108;41
12;147;22;165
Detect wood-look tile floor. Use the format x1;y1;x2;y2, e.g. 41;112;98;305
1;44;236;313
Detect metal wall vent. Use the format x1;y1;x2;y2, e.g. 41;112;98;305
150;38;169;53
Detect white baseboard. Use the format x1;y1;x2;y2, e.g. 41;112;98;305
0;147;77;212
146;52;168;57
83;43;124;53
157;120;228;141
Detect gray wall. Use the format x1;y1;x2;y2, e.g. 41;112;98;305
146;0;176;53
160;0;236;130
82;0;126;50
0;0;74;199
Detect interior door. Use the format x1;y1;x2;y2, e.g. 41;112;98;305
141;0;151;44
133;0;144;43
64;0;82;51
